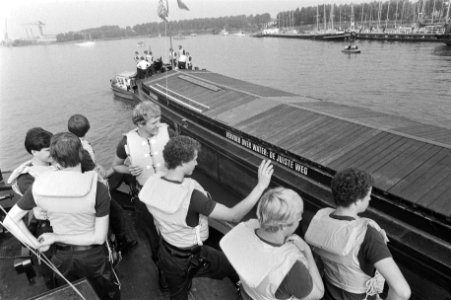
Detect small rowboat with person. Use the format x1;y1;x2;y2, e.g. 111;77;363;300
342;44;361;54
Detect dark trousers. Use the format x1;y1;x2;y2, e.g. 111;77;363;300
108;173;135;240
52;245;120;300
158;242;238;300
108;173;159;260
135;200;160;262
109;199;129;240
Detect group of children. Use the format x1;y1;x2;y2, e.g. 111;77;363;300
134;49;164;79
169;45;193;70
3;101;412;300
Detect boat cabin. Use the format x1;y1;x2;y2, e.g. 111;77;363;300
112;71;136;92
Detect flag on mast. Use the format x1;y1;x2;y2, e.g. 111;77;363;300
158;0;169;22
177;0;189;11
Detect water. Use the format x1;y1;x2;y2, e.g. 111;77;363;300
1;35;451;171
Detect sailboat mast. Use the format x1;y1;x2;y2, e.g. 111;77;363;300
361;4;364;28
447;0;451;25
330;4;334;30
316;5;319;32
378;2;382;30
324;4;327;31
385;1;390;29
394;0;399;28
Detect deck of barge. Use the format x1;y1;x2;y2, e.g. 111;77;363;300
140;69;451;296
143;70;451;224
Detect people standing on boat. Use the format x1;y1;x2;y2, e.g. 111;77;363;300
220;187;324;300
111;101;174;290
145;50;153;63
178;44;185;56
68;114;137;255
177;51;187;69
186;52;192;70
134;51;140;63
138;136;274;300
136;56;150;79
305;168;411;300
3;132;120;300
169;48;176;68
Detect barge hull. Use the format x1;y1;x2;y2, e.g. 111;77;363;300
137;70;451;295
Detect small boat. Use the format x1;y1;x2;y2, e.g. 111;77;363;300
342;45;361;54
75;41;95;47
110;71;137;100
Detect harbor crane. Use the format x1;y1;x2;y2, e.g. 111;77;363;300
22;21;45;38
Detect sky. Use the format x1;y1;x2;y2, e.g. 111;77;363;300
1;0;372;39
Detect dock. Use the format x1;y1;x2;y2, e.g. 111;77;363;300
140;69;451;298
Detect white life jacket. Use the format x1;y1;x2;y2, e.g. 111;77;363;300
80;138;95;162
7;160;56;196
125;124;169;186
139;175;209;248
33;171;98;236
220;219;308;300
305;207;388;296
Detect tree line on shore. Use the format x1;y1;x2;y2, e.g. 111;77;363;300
55;14;271;42
55;0;448;42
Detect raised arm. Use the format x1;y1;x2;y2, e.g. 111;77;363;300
209;160;273;222
375;257;411;300
3;205;40;249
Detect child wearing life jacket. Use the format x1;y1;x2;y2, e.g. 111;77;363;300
305;168;411;300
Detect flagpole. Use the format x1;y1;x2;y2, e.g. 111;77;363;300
169;24;174;69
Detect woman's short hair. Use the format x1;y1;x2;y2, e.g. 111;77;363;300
331;168;373;207
163;136;201;169
50;132;83;168
132;101;161;126
257;187;304;232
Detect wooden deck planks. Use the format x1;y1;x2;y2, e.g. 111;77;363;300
214;98;280;127
299;120;357;159
308;125;377;163
236;105;300;139
192;72;295;97
360;137;419;174
318;127;381;166
328;132;397;170
371;143;438;190
389;148;451;204
152;70;451;218
427;173;451;216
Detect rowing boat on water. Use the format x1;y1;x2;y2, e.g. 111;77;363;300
136;68;451;297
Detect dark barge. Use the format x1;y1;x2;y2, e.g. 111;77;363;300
137;69;451;299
